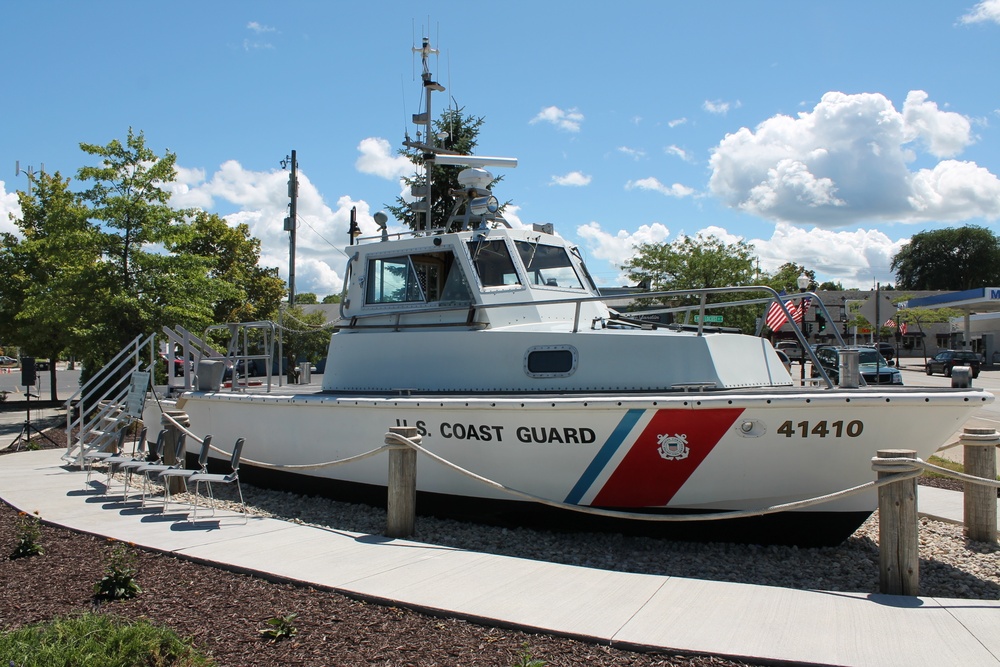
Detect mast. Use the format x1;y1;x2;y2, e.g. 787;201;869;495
412;38;444;231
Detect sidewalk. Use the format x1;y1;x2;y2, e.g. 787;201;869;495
1;446;998;666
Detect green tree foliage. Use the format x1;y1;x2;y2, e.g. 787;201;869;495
891;225;1000;290
0;171;97;398
766;263;816;293
173;211;284;323
818;280;844;291
321;293;341;304
281;305;333;381
75;129;223;376
293;292;318;304
622;233;759;332
386;108;502;232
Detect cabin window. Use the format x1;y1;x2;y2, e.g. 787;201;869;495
467;239;521;287
366;251;473;305
367;257;424;303
514;242;584;290
524;346;578;378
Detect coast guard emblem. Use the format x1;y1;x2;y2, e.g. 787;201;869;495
657;433;689;460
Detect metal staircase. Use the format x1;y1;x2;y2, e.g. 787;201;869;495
62;326;235;467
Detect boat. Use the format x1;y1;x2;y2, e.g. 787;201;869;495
137;38;992;547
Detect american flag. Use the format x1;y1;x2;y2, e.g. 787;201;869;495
793;296;811;324
885;318;908;335
765;291;799;331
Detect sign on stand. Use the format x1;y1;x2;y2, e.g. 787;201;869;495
124;370;151;418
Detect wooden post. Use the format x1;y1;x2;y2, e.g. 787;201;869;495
877;449;919;596
959;428;998;544
386;426;418;538
161;411;190;495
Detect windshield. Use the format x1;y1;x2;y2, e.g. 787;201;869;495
858;349;887;364
514;241;584;289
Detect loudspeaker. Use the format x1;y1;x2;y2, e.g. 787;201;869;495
21;357;35;387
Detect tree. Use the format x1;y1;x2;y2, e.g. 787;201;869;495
818;280;844;291
173;211;285;324
386;107;503;232
0;171;98;399
891;226;1000;290
321;294;341;304
75;129;223;377
280;305;333;382
293;292;318;304
622;233;758;332
892;302;962;365
765;263;816;293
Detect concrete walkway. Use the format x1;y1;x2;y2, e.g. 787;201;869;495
1;446;998;666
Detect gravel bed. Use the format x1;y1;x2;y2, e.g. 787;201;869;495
166;476;1000;601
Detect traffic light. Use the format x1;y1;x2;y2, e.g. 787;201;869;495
816;313;826;331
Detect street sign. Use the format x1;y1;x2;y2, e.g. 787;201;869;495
694;315;724;323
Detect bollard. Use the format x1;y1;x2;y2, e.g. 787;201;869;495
959;428;998;544
385;426;419;538
876;449;920;596
951;366;971;388
161;410;190;495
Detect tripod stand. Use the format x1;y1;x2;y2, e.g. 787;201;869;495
9;390;58;451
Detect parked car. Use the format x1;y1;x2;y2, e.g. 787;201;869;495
925;350;981;378
34;359;51;371
775;341;804;363
876;342;895;362
159;354;190;377
0;356;17;366
811;345;903;385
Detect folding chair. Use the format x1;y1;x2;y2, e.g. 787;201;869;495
187;437;246;523
135;432;187;508
159;434;213;514
100;426;148;495
119;429;166;500
84;427;129;487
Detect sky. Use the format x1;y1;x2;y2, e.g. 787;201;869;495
2;1;1000;298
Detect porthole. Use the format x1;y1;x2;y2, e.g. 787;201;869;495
524;346;578;378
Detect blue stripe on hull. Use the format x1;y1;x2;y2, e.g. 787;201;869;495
563;408;644;504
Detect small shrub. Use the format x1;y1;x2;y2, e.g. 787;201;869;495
0;613;211;666
10;511;44;559
259;612;299;641
512;643;547;667
94;541;142;601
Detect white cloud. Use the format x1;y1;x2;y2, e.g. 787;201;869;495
665;145;692;161
551;171;592;187
625;177;696;198
618;146;645;160
708;90;1000;226
530;106;585;132
668;118;688;128
960;0;1000;24
0;181;22;237
748;222;905;286
355;137;413;180
576;221;671;281
247;21;276;33
704;100;740;115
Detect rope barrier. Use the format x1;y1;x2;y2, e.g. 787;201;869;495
154;410;997;523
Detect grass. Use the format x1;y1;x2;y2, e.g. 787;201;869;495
0;613;212;667
926;455;1000;481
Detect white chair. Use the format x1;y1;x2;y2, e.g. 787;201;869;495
118;429;166;500
83;427;129;487
187;437;246;523
134;432;186;507
159;435;213;514
100;426;148;494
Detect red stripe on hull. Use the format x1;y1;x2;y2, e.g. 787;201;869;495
592;408;745;507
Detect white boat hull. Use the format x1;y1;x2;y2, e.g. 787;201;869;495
145;386;988;544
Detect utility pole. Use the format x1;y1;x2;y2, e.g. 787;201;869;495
281;151;298;306
15;161;44;195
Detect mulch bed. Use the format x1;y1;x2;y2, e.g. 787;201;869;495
1;427;754;666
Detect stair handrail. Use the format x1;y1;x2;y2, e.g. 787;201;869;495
63;333;158;462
